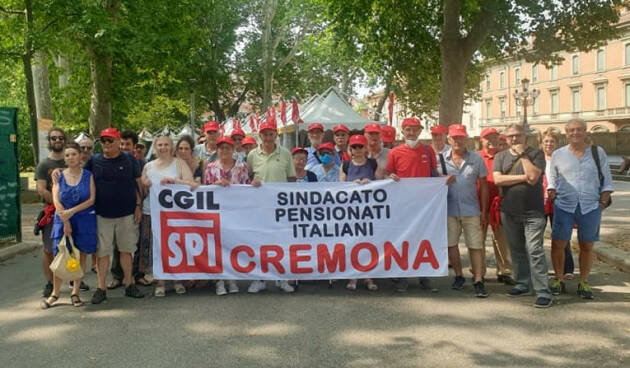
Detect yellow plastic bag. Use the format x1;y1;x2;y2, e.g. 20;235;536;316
49;237;84;281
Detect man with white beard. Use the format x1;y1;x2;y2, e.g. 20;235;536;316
386;117;444;293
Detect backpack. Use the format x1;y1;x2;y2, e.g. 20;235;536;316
591;145;612;208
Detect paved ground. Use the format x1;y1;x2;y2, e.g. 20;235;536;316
1;243;629;367
598;180;630;252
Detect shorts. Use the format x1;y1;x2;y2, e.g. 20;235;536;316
96;215;139;258
447;216;483;249
42;222;53;254
551;204;601;243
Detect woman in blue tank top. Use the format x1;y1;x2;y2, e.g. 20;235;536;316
42;142;97;309
339;135;385;291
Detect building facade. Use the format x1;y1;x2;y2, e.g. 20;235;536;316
480;12;630;134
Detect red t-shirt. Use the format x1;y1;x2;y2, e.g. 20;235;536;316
386;143;437;178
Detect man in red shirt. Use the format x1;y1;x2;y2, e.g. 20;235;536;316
386;117;445;292
478;128;514;285
386;118;437;179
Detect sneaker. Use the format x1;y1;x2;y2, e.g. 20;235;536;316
419;277;438;292
124;284;145;298
451;276;465;290
506;287;530;297
91;288;107;304
497;275;516;286
227;280;239;294
215;280;227;296
549;278;565;296
533;297;553;308
474;281;488;298
577;281;594;299
394;278;408;292
43;281;53;297
69;281;90;291
248;280;266;293
277;280;295;293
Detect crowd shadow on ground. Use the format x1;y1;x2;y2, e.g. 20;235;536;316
1;252;629;368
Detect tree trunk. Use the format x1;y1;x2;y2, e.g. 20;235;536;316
33;51;54;120
53;54;70;89
88;50;113;134
438;44;468;126
372;79;391;121
22;0;39;164
261;0;277;110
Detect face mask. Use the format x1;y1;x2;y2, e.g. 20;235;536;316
405;139;420;148
320;154;332;165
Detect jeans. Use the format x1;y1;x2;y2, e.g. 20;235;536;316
500;212;551;299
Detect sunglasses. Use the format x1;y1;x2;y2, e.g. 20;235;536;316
350;145;364;149
232;137;243;141
49;136;65;142
80;146;93;151
101;138;115;144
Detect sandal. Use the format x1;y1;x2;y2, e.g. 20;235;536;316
40;295;59;309
135;277;152;286
70;294;83;307
365;279;378;291
107;279;123;290
154;286;166;297
346;280;357;291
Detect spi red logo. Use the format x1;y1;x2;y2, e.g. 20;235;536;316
160;211;223;274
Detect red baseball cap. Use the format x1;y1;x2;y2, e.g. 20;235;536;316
448;124;468;138
231;128;245;138
241;137;257;146
333;124;350;134
480;127;499;138
216;136;234;146
100;127;120;139
317;142;335;152
348;134;368;146
381;126;396;143
430;125;448;135
364;123;381;133
258;122;277;132
291;146;308;156
203;121;219;133
308;123;324;132
402;117;422;128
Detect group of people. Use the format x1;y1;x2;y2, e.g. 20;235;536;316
35;116;613;309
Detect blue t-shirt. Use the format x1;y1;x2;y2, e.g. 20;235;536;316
84;152;141;218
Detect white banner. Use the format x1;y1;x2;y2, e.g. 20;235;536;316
150;178;448;280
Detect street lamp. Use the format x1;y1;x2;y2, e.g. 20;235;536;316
513;78;539;132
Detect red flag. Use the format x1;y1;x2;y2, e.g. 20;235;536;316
291;98;301;124
249;115;257;133
219;122;225;137
267;106;277;126
233;119;242;131
388;91;395;126
280;100;287;126
255;112;261;131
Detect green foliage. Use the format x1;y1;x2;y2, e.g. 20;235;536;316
322;0;623;116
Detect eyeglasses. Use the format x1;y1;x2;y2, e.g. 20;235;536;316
80;146;93;151
49;136;65;142
101;138;115;144
232;137;243;141
350;145;364;149
505;134;523;139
